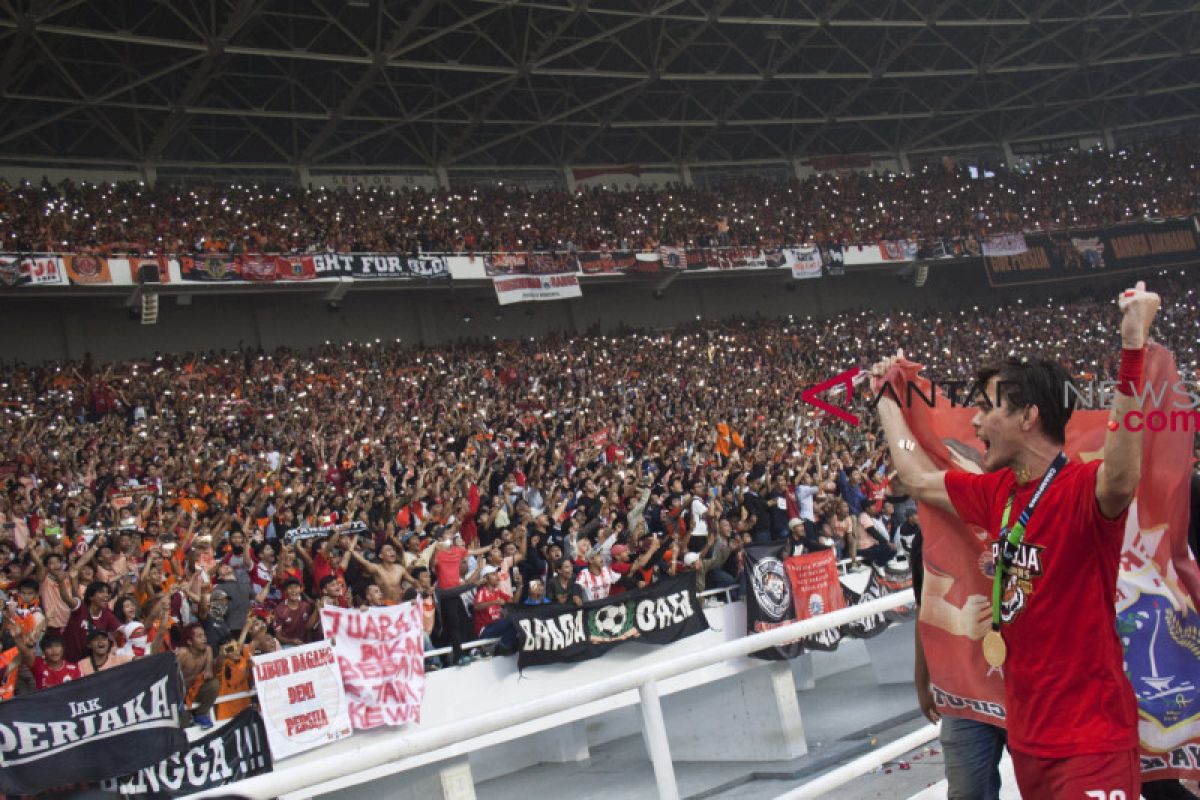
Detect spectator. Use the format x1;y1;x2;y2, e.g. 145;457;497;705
63;580;120;662
547;559;585;606
576;550;618;601
176;623;218;729
77;629;132;676
271;578;317;648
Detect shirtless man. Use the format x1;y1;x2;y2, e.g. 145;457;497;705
176;624;220;729
347;538;412;603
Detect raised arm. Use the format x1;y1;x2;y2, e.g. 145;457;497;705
870;352;955;516
1095;281;1160;519
348;546;381;578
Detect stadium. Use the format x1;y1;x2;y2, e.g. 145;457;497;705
1;1;1199;798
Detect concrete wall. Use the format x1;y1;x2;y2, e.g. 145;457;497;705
0;264;1135;365
286;602;910;800
574;170;684;190
0;165;143;185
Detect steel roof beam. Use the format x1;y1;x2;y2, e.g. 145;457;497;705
472;0;1183;29
299;0;439;164
441;0;591;163
144;0;268;160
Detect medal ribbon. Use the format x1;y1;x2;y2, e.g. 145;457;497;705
990;452;1069;633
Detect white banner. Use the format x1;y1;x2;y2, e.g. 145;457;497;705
982;233;1028;257
320;603;426;730
0;255;67;287
785;247;822;279
838;241;916;265
493;273;582;305
252;641;351;761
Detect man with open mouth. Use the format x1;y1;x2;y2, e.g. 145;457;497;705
872;280;1161;800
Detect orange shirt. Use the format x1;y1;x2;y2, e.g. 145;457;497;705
216;645;254;721
0;648;18;701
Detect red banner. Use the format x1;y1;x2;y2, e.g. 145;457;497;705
274;255;316;281
785;550;846;620
239;254;276;281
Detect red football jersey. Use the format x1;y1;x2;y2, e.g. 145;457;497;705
944;459;1137;757
32;657;83;690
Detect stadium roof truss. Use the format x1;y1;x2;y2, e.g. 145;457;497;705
0;0;1198;175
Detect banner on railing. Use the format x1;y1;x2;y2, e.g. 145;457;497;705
310;253;449;280
743;542;806;660
0;653;186;795
899;344;1200;783
321;603;426;730
252;641;351;761
822;247;846;276
493;273;582;305
95;708;272;797
483;252;579;277
4;217;1193;291
981;233;1028;257
985;217;1200;286
744;546;912;659
659;245;687;270
786;247;823;279
181;254;241;282
511;574;708;668
832;240;917;265
64;254;113;285
130;256;171;284
579;250;637;274
0;254;67;287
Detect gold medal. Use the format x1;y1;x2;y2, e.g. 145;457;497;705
982;630;1007;667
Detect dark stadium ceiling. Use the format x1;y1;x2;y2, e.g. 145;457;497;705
0;0;1199;174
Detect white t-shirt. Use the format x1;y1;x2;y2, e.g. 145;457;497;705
690;497;709;539
795;485;820;522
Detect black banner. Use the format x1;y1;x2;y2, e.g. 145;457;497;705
985;216;1200;286
283;520;368;545
579;250;637;274
822;246;845;276
180;254;241;282
742;543;805;660
511;575;709;668
95;709;272;797
309;253;449;279
0;653;186;795
841;571;891;639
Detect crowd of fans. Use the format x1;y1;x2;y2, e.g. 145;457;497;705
2;136;1198;256
1;266;1198;727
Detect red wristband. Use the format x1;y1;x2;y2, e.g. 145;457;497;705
1116;347;1145;396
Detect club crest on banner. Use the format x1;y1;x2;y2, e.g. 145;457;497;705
750;556;792;620
1116;519;1200;758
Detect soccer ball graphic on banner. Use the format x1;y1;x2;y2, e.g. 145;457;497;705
590;601;637;642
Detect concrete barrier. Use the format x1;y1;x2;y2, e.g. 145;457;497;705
275;600;913;800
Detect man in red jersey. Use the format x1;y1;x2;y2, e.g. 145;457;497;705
13;632;82;689
872;280;1160;800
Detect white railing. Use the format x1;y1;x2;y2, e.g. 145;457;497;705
775;723;940;800
190;588;915;800
206;599;738;712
